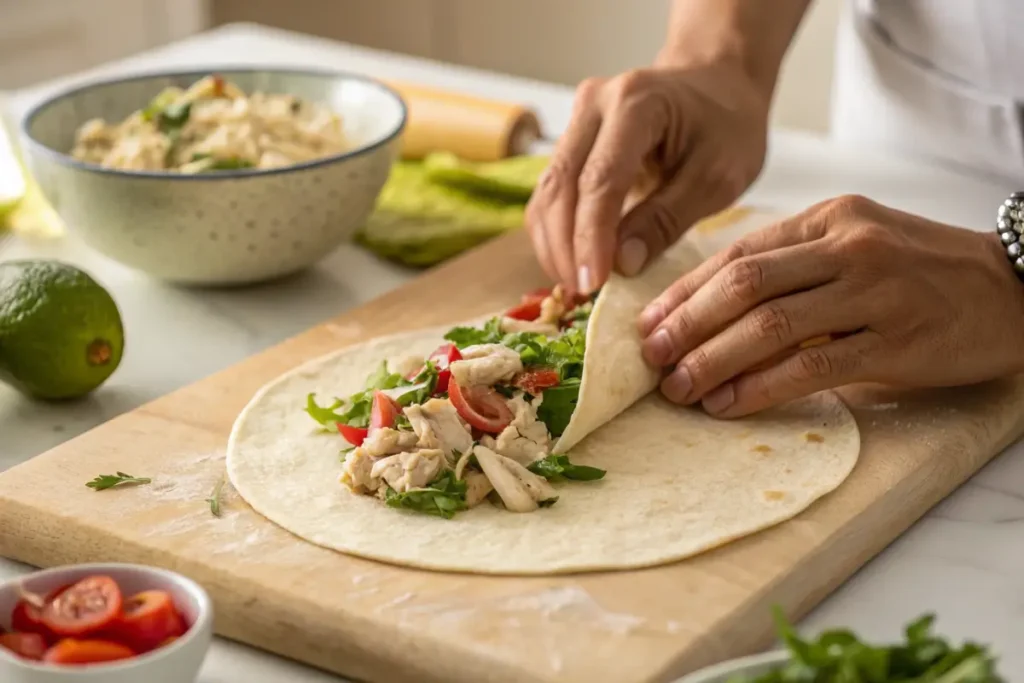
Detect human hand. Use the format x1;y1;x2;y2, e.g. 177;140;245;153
525;57;769;296
638;195;1024;417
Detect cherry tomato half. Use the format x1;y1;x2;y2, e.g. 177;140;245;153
111;590;186;653
513;369;561;395
43;638;135;665
448;380;514;434
369;391;401;432
11;583;72;642
428;344;461;394
41;576;122;638
0;632;47;660
337;423;368;447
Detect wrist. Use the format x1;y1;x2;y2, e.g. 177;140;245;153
655;41;778;104
983;230;1024;373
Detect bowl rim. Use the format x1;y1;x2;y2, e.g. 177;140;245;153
673;650;791;682
0;561;213;673
19;65;409;181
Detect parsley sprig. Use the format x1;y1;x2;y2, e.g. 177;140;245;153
86;472;151;491
527;454;606;481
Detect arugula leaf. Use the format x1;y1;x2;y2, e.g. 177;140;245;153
306;393;372;430
86;472;151;491
731;607;1005;683
384;472;468;519
306;360;430;432
537;378;581;436
528;454;606;481
444;317;504;347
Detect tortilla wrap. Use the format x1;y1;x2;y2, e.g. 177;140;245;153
227;239;860;574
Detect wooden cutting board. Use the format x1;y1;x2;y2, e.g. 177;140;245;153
2;208;1024;683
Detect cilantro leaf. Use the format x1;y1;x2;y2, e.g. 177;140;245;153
157;101;192;133
537;378;580;436
86;472;151;491
528;454;606;481
384;472;468;519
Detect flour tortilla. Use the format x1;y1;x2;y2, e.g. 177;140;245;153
227;240;861;575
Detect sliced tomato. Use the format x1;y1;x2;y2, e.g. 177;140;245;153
369;391;401;432
41;576;122;638
11;583;72;642
0;632;47;660
110;590;186;654
43;638;135;665
429;344;462;394
337;423;368;447
504;299;543;321
513;369;561;395
448;380;514;434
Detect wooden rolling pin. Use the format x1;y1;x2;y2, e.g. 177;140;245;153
385;80;543;162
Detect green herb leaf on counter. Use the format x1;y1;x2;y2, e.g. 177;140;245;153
528;454;605;482
384;472;468;519
86;472;152;491
727;607;1005;683
206;478;226;517
536;378;580;437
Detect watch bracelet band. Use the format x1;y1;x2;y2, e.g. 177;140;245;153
997;191;1024;277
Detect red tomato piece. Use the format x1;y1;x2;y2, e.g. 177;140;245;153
504;299;542;321
448;380;514;434
369;391;401;432
337;423;368;447
428;344;461;394
41;576;122;638
111;590;186;654
11;583;72;643
513;369;561;395
0;632;47;660
43;638;135;665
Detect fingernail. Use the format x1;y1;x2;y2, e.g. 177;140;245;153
645;328;674;366
577;265;592;294
702;384;735;414
638;301;665;336
662;366;693;402
617;238;648;277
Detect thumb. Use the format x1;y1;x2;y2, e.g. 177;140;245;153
614;147;735;276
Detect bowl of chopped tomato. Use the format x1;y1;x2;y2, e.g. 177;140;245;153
0;563;212;682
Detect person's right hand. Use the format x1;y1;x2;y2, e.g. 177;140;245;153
525;57;771;295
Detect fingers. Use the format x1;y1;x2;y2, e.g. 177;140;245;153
641;240;840;368
526;79;605;292
573;104;660;293
638;208;830;336
659;282;864;404
697;331;879;418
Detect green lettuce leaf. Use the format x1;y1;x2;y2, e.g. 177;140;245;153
384;472;468;519
536;378;580;436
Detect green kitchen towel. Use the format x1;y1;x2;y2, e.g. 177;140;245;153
358;154;548;268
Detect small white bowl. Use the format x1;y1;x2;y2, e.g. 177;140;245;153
0;563;213;683
674;650;790;682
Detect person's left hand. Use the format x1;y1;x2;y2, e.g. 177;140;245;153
637;194;1024;417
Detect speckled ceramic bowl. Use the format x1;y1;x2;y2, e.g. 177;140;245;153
20;68;406;285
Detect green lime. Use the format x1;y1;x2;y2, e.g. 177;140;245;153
0;260;124;400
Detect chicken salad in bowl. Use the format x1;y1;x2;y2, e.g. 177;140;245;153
70;74;350;174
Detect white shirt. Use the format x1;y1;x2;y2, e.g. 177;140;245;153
832;0;1024;182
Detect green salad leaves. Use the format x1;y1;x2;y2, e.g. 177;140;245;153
306;360;439;430
528;454;606;481
384;472;468;519
731;608;1004;683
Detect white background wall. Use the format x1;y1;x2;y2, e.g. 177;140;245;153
0;0;843;134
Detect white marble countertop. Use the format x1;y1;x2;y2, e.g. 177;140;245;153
2;21;1024;682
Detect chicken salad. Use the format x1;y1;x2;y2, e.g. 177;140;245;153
71;74;349;173
305;286;605;519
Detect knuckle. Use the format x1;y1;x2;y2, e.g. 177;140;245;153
573;77;605;107
721;258;765;304
748;304;793;344
664;309;697;348
536;157;572;197
610;69;649;101
823;194;874;222
790;347;835;383
641;199;685;253
722;240;750;265
684;347;713;384
579;154;628;195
